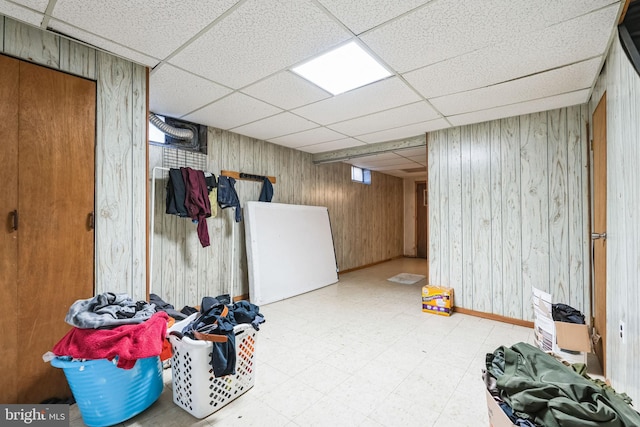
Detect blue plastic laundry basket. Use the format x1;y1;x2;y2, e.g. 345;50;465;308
51;356;163;427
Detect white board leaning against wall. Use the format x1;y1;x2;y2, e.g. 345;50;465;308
244;201;338;305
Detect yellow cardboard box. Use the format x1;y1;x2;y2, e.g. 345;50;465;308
422;285;454;316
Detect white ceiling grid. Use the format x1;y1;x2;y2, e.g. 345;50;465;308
1;0;623;177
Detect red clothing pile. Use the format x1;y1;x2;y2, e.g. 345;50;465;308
53;311;168;369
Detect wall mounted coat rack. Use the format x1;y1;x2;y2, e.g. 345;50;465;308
221;170;276;184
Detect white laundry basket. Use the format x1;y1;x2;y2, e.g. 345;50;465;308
168;318;257;419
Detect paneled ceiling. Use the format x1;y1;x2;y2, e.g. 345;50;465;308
0;0;624;177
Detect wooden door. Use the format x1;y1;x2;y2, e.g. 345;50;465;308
16;61;96;403
592;93;607;375
0;55;20;404
416;182;427;258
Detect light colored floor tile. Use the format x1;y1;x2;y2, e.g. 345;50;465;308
64;258;536;427
391;373;456;414
330;373;394;415
207;394;293;426
293;395;369;427
250;362;292;394
354;357;413;388
258;377;324;419
260;344;319;376
292;360;351;394
358;417;385;427
369;391;441;427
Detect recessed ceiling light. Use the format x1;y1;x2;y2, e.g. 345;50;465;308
292;41;392;96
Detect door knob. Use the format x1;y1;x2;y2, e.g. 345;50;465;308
591;232;606;240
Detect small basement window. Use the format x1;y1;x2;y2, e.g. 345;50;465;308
351;166;371;184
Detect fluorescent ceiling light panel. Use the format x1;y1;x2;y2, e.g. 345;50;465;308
292;41;392;95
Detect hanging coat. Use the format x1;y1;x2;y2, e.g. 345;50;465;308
181;167;211;247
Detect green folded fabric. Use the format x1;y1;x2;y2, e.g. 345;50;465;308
487;342;640;427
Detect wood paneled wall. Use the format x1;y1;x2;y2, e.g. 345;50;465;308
590;34;640;405
427;106;590;321
150;129;404;309
1;16;148;300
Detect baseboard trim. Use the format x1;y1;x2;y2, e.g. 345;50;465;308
233;293;249;302
338;255;404;275
453;307;534;328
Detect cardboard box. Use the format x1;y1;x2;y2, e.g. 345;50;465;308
486;389;516;427
554;321;591;364
422;285;453;316
532;287;591;364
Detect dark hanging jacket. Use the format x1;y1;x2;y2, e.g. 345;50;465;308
166;168;188;217
181;167;211;247
217;175;242;222
259;176;273;202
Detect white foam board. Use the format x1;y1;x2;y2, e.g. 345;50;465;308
244;201;338;305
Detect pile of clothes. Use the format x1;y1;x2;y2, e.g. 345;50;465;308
50;292;265;378
51;293;169;369
484;342;640;427
169;295;265;378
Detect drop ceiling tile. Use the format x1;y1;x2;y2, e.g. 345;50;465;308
292;77;421;125
50;0;240;59
430;58;601;116
169;0;351;89
150;64;232;118
328;101;440;136
47;19;159;66
269;127;346;147
241;71;331;110
537;0;620;23
357;117;450;144
0;2;43;26
12;0;48;12
182;92;282;130
230;112;318;141
447;89;590;127
361;0;618;72
405;4;619;98
298;138;365;153
316;0;432;35
404;155;427;165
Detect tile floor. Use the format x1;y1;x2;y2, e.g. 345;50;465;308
70;257;537;427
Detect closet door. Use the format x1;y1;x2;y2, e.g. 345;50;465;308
17;61;96;403
0;55;20;404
